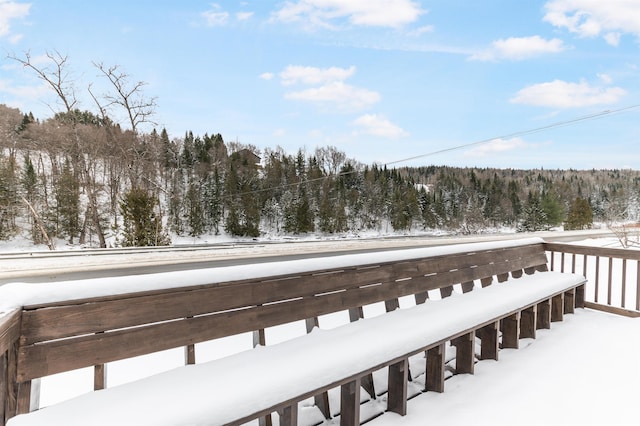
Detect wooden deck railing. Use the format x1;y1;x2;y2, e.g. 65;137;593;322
544;242;640;318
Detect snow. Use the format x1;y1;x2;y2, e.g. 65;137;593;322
2;234;639;426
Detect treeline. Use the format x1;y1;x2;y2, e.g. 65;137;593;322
1;102;640;249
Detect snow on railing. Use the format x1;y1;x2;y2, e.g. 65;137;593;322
544;242;640;317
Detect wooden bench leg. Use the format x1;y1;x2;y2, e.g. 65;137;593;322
452;331;475;375
575;284;585;308
520;306;537;339
564;289;576;314
477;321;499;361
305;317;332;418
552;294;564;322
340;378;360;426
425;343;445;393
94;364;107;391
387;359;408;416
536;300;551;330
1;351;7;425
278;404;298;426
16;379;39;415
253;329;272;426
501;312;520;349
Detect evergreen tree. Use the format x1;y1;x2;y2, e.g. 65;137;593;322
55;159;81;244
120;188;170;246
540;190;565;227
565;197;593;230
22;155;42;243
518;192;547;232
0;154;19;239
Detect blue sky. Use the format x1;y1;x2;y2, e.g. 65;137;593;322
0;0;638;169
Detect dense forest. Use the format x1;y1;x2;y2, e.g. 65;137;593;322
2;101;639;249
1;53;638;249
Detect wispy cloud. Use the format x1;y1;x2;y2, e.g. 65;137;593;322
353;114;408;139
280;65;356;86
279;65;379;112
544;0;640;45
0;1;30;41
510;78;626;108
470;35;567;61
202;4;254;27
271;0;425;30
464;137;529;157
285;81;380;112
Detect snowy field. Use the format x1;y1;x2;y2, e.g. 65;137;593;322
2;234;639;425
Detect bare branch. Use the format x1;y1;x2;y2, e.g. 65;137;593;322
8;50;78;113
92;61;157;134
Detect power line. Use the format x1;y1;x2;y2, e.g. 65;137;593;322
225;104;640;199
384;104;640;166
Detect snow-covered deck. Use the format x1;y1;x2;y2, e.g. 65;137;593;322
368;307;640;426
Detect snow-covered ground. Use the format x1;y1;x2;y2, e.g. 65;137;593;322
2;234;638;425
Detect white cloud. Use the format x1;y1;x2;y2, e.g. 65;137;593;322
259;72;275;81
202;4;229;26
465;138;529;157
604;32;621;46
510;79;626;108
544;0;640;43
597;73;612;84
280;65;356;86
471;36;567;61
353;114;408;138
272;128;286;137
285;81;380;112
0;1;30;40
236;11;254;21
272;0;425;29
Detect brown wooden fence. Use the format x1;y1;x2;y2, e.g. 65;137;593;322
544;242;640;317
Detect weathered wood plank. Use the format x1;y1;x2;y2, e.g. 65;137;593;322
16;379;39;415
0;311;20;356
452;332;475;375
520;306;536;339
340;379;360;426
501;312;520;349
94;364;107;391
1;351;6;426
564;288;575;314
387;359;408;416
425;343;445;392
277;404;298;426
20;245;548;344
551;294;564;322
536;299;551;330
477;321;499;361
5;342;17;423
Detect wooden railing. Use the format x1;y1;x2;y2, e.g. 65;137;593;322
544;242;640;318
1;310;20;426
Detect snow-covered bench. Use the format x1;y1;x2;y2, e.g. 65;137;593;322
1;238;585;426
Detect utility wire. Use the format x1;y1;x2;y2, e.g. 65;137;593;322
384;104;640;166
226;104;640;198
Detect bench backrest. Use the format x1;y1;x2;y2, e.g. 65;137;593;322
15;242;549;383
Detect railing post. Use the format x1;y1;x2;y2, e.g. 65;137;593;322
621;259;627;308
607;257;613;306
